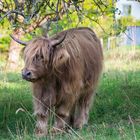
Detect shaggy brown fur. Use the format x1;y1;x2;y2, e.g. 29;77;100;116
22;27;103;136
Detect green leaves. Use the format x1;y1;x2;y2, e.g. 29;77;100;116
1;0;136;42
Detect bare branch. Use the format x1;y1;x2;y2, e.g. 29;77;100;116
84;15;109;35
25;12;56;33
93;0;104;14
4;0;10;11
47;1;56;12
99;0;108;8
0;10;25;22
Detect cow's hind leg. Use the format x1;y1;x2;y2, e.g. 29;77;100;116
73;88;95;129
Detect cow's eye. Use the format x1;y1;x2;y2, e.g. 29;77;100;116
33;54;44;63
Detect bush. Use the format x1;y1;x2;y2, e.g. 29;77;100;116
0;36;11;52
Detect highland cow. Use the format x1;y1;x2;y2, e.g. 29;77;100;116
11;27;103;136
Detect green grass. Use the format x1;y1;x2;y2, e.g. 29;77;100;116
1;47;140;139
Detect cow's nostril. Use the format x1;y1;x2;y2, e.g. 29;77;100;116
26;71;31;76
22;70;32;80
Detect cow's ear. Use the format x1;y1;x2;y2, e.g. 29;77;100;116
52;48;70;68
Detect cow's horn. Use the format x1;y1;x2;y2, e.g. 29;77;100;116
50;32;67;47
10;35;28;46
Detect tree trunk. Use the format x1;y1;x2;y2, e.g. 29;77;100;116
7;29;24;71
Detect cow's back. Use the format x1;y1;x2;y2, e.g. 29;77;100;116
76;28;103;87
56;27;103;93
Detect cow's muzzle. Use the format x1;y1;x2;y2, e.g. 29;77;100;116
22;69;34;82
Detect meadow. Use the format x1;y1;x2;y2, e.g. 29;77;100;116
0;47;140;140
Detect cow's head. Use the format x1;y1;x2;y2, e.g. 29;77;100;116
11;32;69;82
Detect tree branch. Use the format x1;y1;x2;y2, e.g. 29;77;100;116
0;10;25;22
84;15;109;35
93;0;104;14
25;12;56;33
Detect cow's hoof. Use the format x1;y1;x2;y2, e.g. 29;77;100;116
73;122;83;130
50;127;65;135
35;128;48;137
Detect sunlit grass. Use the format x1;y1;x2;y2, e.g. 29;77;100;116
1;47;140;139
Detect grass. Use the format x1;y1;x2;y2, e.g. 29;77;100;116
1;47;140;139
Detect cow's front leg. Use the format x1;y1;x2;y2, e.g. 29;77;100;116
35;113;48;137
33;99;48;137
52;96;75;133
54;105;70;130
